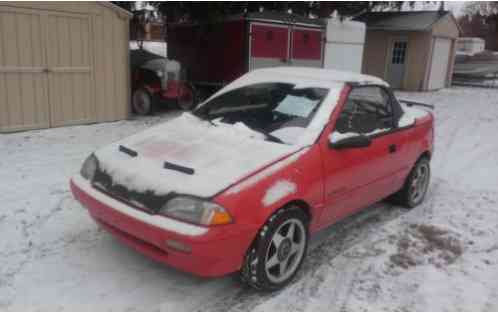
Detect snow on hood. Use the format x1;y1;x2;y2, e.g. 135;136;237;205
94;113;300;198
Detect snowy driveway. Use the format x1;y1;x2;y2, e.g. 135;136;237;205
1;87;498;311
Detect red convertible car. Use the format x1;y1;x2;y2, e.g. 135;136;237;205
71;67;434;291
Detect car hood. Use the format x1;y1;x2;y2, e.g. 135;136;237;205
94;113;301;198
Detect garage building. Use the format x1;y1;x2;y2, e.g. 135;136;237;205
0;2;131;133
356;11;460;91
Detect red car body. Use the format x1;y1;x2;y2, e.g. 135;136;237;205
71;68;434;278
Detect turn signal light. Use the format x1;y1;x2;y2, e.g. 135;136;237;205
210;209;233;225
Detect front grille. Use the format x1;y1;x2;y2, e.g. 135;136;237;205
92;167;174;214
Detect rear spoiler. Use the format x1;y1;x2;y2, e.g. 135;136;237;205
399;99;434;110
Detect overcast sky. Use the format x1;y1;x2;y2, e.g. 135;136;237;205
405;1;467;16
447;1;467;16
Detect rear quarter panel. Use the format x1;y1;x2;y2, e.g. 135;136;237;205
394;112;434;188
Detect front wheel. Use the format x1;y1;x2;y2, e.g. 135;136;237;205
240;206;308;291
177;83;197;111
132;88;154;115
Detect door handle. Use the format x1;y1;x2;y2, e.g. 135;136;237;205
389;144;397;153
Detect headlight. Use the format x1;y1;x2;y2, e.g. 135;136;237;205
80;154;98;181
156;70;163;78
159;196;232;226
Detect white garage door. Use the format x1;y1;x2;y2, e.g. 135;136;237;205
428;37;452;90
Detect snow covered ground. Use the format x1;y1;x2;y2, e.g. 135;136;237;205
1;87;498;311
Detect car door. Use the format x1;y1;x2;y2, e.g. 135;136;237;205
318;85;399;227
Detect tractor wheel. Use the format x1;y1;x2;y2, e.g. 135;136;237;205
177;83;197;111
132;88;154;115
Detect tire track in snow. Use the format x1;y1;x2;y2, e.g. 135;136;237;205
392;91;471;309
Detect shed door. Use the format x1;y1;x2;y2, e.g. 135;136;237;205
250;23;289;70
0;8;50;131
290;27;323;68
46;13;94;127
428;37;451;90
387;39;407;89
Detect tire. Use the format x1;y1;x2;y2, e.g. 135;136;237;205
132;88;154;115
177;83;197;111
390;157;431;208
240;206;309;291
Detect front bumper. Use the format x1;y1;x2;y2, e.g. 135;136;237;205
70;175;255;277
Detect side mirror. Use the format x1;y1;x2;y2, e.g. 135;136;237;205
329;133;372;150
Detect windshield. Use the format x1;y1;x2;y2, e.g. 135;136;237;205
193;83;329;144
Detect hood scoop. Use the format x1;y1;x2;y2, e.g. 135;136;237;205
120;144;195;176
163;161;195;175
119;145;138;157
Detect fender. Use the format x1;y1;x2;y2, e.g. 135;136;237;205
215;145;325;234
142;83;161;95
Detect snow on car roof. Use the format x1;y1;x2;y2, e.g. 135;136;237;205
252;67;389;87
204;67;387;106
214;67;388;95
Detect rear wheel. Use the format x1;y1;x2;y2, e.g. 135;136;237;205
132;88;154;115
177;83;197;111
390;157;431;208
240;206;308;291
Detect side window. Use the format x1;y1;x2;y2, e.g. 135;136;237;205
334;86;393;135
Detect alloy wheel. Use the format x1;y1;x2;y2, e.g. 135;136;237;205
264;218;307;284
410;162;430;204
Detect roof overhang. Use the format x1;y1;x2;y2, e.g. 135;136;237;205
358;11;460;35
100;2;133;20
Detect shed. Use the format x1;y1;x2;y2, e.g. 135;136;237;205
355;11;460;91
0;2;131;133
167;12;326;91
456;37;485;55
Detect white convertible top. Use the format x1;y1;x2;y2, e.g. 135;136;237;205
204;67;388;104
250;67;388;86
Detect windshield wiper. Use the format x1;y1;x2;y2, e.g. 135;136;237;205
193;110;217;127
252;129;284;144
264;132;284;144
206;118;217;127
238;123;285;144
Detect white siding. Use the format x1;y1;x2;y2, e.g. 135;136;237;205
428;37;451;90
